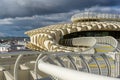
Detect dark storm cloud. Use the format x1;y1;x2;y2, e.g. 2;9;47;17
0;0;120;18
0;10;78;36
0;6;120;37
0;10;79;31
0;0;120;36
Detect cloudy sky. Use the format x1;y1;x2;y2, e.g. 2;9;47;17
0;0;120;37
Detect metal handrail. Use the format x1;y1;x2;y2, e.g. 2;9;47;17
38;60;120;80
40;52;120;77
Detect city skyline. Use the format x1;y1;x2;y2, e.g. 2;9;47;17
0;0;120;37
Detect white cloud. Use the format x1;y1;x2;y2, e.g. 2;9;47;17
0;32;6;37
0;18;13;24
0;10;81;36
0;9;81;25
84;6;120;13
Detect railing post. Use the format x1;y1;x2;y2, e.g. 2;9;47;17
91;55;102;75
115;53;120;77
101;54;111;76
34;53;46;79
14;54;23;80
79;55;91;73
